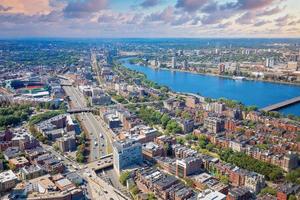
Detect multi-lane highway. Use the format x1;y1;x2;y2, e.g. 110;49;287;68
63;84;110;161
79;112;109;161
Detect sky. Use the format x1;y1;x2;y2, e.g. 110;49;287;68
0;0;299;38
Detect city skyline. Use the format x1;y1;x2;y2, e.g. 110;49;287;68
0;0;300;38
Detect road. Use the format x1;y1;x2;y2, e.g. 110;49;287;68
78;112;109;161
42;143;129;200
63;82;113;161
63;86;87;108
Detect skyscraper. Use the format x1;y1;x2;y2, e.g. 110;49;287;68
265;57;274;68
171;57;176;69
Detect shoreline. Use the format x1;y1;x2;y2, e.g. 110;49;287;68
154;66;300;87
126;59;300;87
119;59;300;116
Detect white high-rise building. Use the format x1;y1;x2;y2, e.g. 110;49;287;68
113;139;142;174
265;57;274;68
171;57;176;68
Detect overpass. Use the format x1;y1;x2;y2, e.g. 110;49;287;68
260;96;300;112
61;83;72;87
87;154;113;171
67;108;95;114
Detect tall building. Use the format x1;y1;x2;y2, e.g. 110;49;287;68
171;57;176;69
265;57;274;68
113;139;143;174
182;60;188;68
219;64;226;74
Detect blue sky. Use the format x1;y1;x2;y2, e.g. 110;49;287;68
0;0;299;38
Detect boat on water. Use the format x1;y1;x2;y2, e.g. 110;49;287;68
232;76;246;80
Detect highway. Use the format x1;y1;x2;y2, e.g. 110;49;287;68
79;112;109;161
42;143;129;200
63;85;109;161
58;54;131;199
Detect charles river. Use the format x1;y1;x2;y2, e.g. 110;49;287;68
121;58;300;116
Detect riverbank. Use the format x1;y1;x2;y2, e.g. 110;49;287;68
120;58;300;116
157;66;300;87
129;60;300;86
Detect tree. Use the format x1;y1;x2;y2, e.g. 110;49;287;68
147;193;157;200
129;185;139;196
160;114;170;129
198;136;208;149
184;178;194;187
119;171;131;186
286;168;300;184
166;120;182;134
76;153;84;163
288;195;297;200
260;187;276;196
219;149;283;181
206;143;214;151
8;163;16;171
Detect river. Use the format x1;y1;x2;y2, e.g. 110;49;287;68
120;58;300;116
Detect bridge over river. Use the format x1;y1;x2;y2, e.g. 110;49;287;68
260;96;300;112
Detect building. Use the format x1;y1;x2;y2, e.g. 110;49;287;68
277;183;300;200
129;125;158;144
205;102;226;114
178;119;194;133
104;113;121;129
142;142;165;161
176;157;202;178
113;139;143;174
198;189;226;200
219;64;226;74
8;156;29;169
265;58;274;68
282;151;299;172
3;147;21;160
226;187;253;200
204;117;225;133
91;95;111;106
171;57;176;69
66;172;84;186
20;165;44;180
56;133;76;152
185;96;199;108
244;172;265;194
42;158;64;174
287;61;298;71
0;170;18;192
135;167;197;200
191;173;228;194
10;174;84;200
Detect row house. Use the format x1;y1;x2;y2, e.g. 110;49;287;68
172;144;198;159
135;168;197;200
154;135;177;147
246;147;298;172
214;162;265;194
191;173;228;194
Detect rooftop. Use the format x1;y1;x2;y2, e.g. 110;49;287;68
0;170;17;183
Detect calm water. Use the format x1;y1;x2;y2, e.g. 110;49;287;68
121;58;300;116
